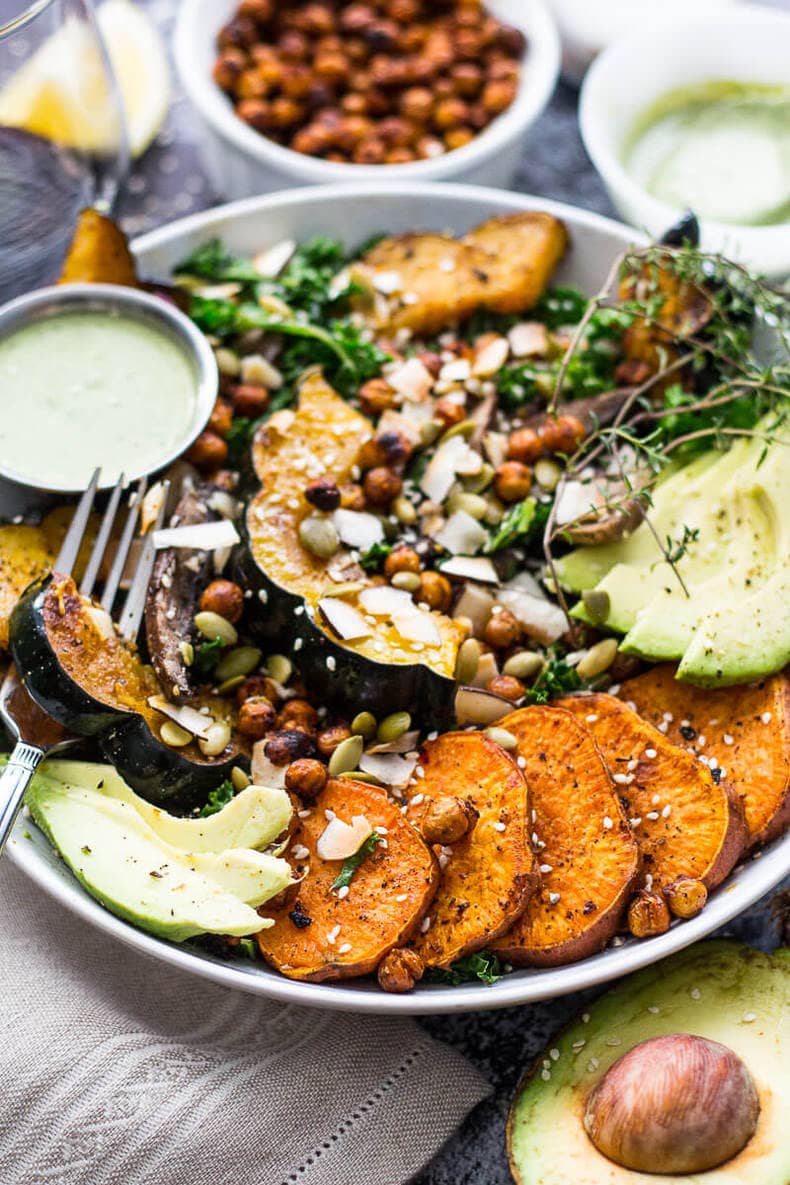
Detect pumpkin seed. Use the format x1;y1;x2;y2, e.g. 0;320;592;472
178;641;194;667
298;514;339;559
576;638;619;680
534;458;562;492
582;589;611;626
439;418;476;444
484;726;518;750
418;419;443;447
484;496;505;525
446;491;488;520
391;571;421;592
216;675;245;695
461;463;495;494
267;654;292;684
393;495;417;525
198;720;232;758
503;651;545;680
351;711;377;739
160;721;192;748
214;346;241;377
194;610;238;647
231;766;251;791
215;645;262;682
377;711;412;743
322;581;365;598
454;637;481;683
337;770;382;786
328;734;364;776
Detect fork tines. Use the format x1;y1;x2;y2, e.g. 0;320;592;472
55;468;169;643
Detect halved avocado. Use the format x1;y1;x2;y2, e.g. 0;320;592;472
508;940;790;1185
239;370;463;726
9;573;244;809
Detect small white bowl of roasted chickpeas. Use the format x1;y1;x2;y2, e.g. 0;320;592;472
174;0;560;199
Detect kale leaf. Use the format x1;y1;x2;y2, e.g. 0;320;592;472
428;950;504;986
486;496;551;553
359;541;392;572
176;238;263;285
193;637;226;678
199;779;235;818
525;658;582;705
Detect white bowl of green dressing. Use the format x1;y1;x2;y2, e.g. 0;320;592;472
579;8;790;276
0;283;218;494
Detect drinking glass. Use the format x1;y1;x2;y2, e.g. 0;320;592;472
0;0;128;300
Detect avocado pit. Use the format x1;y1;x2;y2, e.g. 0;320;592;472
583;1033;759;1174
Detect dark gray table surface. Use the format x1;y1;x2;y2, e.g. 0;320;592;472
119;8;789;1181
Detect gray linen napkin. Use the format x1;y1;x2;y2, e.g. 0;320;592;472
0;862;490;1185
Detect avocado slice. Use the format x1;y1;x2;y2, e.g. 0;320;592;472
41;758;292;854
26;765;293;942
508;940;789;1185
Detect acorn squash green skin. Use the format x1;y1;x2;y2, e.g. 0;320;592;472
9;576;242;811
235;536;456;729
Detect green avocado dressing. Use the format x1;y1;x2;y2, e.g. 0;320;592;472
0;309;198;489
625;81;790;226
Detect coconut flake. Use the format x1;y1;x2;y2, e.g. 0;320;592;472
140;482;167;534
317;814;373;861
439;358;471;383
554;480;603;527
471;651;500;689
85;605;115;641
147;695;213;740
367;730;420;754
434;510;489;556
359;752;418;789
153;520;240;551
359;585;413;616
358;585;440;645
251;741;287;788
254;239;296;278
420;435;481;502
453;583;496;637
440;556;499;584
496;588;567;644
472;336;509;378
508;321;549;358
387;357;433;402
455;686;512;727
318;598;372;641
332;509;384;551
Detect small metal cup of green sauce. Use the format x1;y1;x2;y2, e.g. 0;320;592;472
0;283;218;493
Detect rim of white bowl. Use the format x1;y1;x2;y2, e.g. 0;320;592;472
173;0;560;182
579;7;790;248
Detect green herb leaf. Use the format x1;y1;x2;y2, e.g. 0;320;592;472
428;950;504;986
188;295;240;338
176;238;263;285
359;540;392;572
487;497;536;553
199;779;235;818
238;937;258;960
193;636;226;678
534;285;589;330
525;658;582;705
331;830;382;891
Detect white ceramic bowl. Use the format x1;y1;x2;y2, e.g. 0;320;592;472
8;183;790;1014
173;0;560;199
580;7;790;276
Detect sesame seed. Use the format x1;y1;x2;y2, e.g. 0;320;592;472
587;1058;599;1072
291;844;309;859
548;892;561;905
517;756;527;769
626;700;637;711
571;1040;586;1050
610;936;625;947
539;863;553;874
297;809;312;819
326;656;336;672
762;712;772;724
644;748;657;759
627;759;638;771
662;804;672;818
532;832;540;846
410;793;424;806
493;821;506;832
338;942;352;954
658;721;668;733
605;1037;622;1046
327;925;340;945
337;885;349;900
586;714;598;723
420;915;432;933
549;1048;560;1061
743;1012;757;1023
293;638;303;651
646;810;660;820
603;816;613;830
416;765;425;778
697;734;707;747
582;1013;590;1023
651;794;661;805
613;772;633;785
644;874;653;891
395;893;408;902
690;987;701;999
531;809;537;823
629;816;642;826
723;733;734;745
647;1005;660;1014
663;711;673;722
540;1068;551;1081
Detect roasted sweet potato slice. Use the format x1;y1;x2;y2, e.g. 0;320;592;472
361;212;567;336
404;731;536;969
557;693;747;892
256;779;438;982
619;664;790;847
59;208;139;287
490;707;640;967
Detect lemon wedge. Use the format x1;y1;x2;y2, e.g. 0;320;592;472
0;0;169;159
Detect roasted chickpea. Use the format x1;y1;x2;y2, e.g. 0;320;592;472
364;18;399;52
384;546;421;579
389;0;422;26
483;608;521;650
417;134;445;159
213;49;247;92
493;460;532;503
386;147;416;163
450;62;483;97
231;382;270;418
208;398;233;438
628;890;672;939
264;728;318;765
416;349;442;376
454;27;484;60
200;579;244;624
291;124;334;155
377;947;424;994
417;570;452;613
488;674;525;702
335;114;373;151
399;86;433;122
341;91;368;116
238;696;277;740
420;795;478;844
353;136;388;164
279;62;313;98
285;758;328;801
339;482;366;512
339;3;376;34
507;426;543;464
278;30;310;61
186;430;228;472
299;3;335;36
495;23;527;55
482;78;517;115
444;126;475;150
434;396;466;428
236;67;270;99
217;15;257;49
664;877;708;920
358;377;396;417
236;98;272;132
269;96;306;129
363;466;402;506
276;699;318;732
236;675;278;706
238;0;273;20
540;413;586;456
375;429;412;467
314;51;349;85
304;476;341;511
316;723;352;757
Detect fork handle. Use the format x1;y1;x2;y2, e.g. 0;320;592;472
0;742;45;858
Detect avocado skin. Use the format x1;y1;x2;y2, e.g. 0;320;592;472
507;940;790;1185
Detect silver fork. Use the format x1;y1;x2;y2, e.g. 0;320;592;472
0;467;169;857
